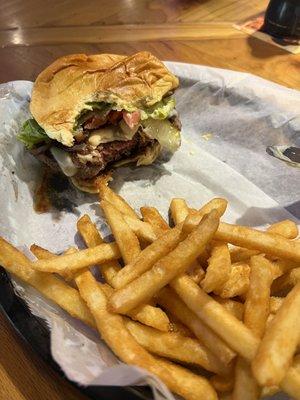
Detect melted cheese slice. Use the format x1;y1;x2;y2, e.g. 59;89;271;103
88;124;139;148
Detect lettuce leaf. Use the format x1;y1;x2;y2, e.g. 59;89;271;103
142;118;181;153
17;119;50;149
141;96;175;120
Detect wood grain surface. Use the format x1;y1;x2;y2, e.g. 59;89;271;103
0;1;299;400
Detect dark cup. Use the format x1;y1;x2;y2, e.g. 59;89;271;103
263;0;300;38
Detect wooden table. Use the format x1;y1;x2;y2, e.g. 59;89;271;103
0;1;299;400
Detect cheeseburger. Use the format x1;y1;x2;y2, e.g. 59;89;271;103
18;52;181;193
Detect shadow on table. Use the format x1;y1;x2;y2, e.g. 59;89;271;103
247;35;288;59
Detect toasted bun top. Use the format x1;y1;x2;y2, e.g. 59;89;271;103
30;52;179;147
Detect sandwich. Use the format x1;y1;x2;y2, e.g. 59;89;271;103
18;52;181;193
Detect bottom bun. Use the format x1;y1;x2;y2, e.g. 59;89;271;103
70;141;161;193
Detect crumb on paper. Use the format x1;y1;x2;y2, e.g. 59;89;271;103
189;150;195;156
201;133;213;141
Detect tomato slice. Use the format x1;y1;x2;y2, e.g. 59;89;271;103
122;110;140;129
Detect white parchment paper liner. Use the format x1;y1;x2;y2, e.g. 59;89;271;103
1;63;299;399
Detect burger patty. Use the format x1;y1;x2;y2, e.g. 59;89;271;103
71;133;154;180
31;131;155;180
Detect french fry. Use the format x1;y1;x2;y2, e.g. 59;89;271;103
101;200;141;264
77;214;121;283
112;225;184;289
109;210;219;314
271;267;300;296
217;262;250;299
30;244;57;259
76;219;171;332
168;314;194;338
75;270;218;400
125;320;228;375
157;287;236;365
212;296;244;321
188;263;205;284
170;274;260;360
267;219;299;240
183;198;228;233
34;242;171;333
216;223;300;263
232;357;260;400
230;220;299;263
170;198;189;225
252;282;300;386
30;244;77;281
269;296;284;314
280;355;300;400
30;242;120;273
140;206;170;236
230;247;259;263
244;256;273;338
77;215;103;247
101;284;170;332
122;215;157;243
232;255;273;400
0;237;95;328
210;373;234;392
201;243;231;293
169;199;206;282
97;179;139;220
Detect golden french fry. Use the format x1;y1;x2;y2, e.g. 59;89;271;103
140;206;170;236
170;198;189;225
201;243;231;293
217;262;250;299
269;297;284;314
230;220;299;263
30;242;120;273
30;244;57;259
30;244;77;281
280;355;300;400
232;255;273;400
271;267;300;296
109;210;219;314
101;284;170;332
230;247;259;263
210;373;234;392
267;219;299;240
77;214;121;283
112;225;184;289
75;270;218;400
188;263;205;284
77;214;103;247
216;223;300;263
232;357;260;400
168;314;194;338
122;215;157;243
101;200;140;264
77;216;171;332
244;255;273;338
97;180;139;220
183;198;228;233
252;282;300;386
157;287;236;365
125;320;228;375
212;296;244;321
168;199;206;283
0;237;95;328
170;274;260;361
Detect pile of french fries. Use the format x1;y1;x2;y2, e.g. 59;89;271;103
1;179;300;400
